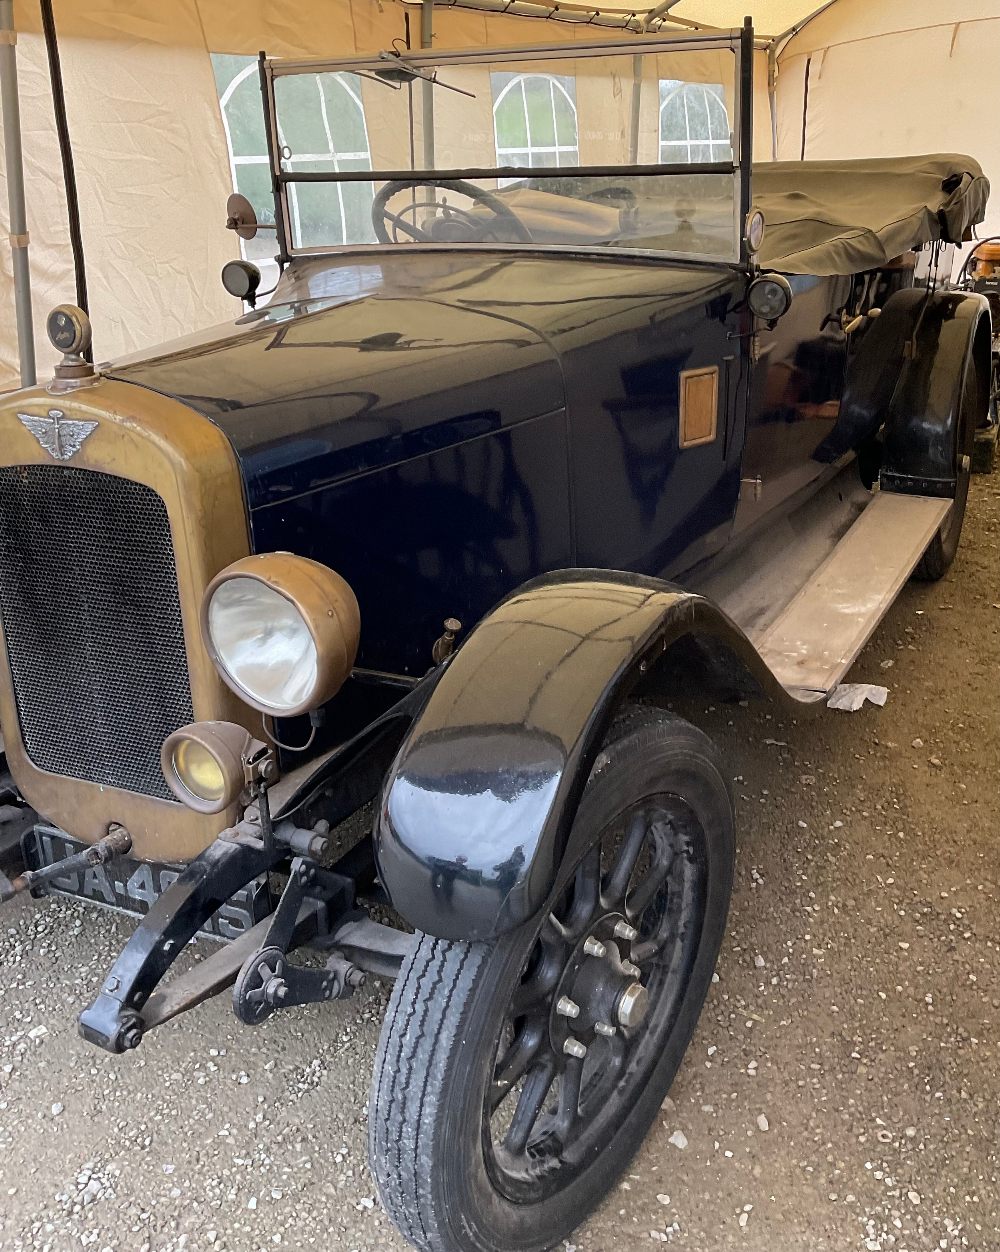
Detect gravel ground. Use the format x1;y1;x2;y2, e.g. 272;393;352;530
0;480;997;1252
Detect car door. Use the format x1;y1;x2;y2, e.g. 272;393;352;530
732;273;853;534
560;264;747;581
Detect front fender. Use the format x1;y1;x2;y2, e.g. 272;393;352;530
374;570;818;941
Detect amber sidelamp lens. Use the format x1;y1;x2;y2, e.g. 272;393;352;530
171;738;227;805
161;720;262;815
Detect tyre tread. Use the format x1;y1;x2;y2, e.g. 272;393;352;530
371;935;488;1250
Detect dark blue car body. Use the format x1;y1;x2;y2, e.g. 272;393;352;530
112;250;869;683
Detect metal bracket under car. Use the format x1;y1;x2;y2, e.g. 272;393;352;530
232;857;367;1025
77;821;414;1053
75;818;332;1052
75;681;437;1053
78;825;293;1052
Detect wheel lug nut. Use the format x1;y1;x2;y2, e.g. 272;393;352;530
620;960;641;978
563;1038;588;1059
594;1021;616;1038
556;996;580;1019
583;936;607;959
614;921;638;942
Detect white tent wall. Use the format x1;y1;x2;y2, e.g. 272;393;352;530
0;0;401;391
0;0;776;391
0;0;239;390
775;0;1000;246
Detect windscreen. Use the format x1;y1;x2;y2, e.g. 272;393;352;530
267;41;742;262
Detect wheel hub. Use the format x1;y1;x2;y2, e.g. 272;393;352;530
550;913;647;1051
615;980;649;1029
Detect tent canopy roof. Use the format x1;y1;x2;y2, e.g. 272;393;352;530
399;0;834;41
668;2;831;37
10;0;835;47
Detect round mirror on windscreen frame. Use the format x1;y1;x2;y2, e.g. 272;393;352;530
744;208;766;255
225;192;259;240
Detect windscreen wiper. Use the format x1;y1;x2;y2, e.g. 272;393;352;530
357;50;476;98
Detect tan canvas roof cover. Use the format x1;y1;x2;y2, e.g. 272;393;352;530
754;156;990;275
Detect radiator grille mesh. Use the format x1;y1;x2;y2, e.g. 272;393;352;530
0;465;193;800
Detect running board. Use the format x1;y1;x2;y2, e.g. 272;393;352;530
752;492;950;699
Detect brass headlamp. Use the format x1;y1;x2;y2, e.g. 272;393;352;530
201;553;360;718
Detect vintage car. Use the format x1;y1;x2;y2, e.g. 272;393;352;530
0;22;991;1252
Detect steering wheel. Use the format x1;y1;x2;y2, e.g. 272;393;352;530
372;178;533;245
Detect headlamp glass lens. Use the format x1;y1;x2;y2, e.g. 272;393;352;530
208;576;318;714
172;738;226;804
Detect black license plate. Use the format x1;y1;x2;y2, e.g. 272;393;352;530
24;825;273;942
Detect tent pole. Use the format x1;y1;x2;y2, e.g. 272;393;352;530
420;0;715;34
771;0;839;60
767;43;778;160
641;0;681;31
0;0;36;387
421;0;435;167
628;54;642;165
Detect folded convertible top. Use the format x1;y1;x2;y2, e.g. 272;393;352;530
754;155;989;276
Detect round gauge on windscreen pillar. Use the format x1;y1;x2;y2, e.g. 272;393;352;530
47;304;92;356
744;208;766;256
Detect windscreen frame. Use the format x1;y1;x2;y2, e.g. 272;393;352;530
259;24;757;268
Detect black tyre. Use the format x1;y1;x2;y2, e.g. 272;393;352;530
369;711;735;1252
913;361;980;581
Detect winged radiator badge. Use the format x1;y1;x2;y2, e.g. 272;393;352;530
17;409;98;461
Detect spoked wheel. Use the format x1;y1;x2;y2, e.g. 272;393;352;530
369;711;734;1252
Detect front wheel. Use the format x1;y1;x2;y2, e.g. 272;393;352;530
368;711;735;1252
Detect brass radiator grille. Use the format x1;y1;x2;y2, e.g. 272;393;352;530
0;464;193;801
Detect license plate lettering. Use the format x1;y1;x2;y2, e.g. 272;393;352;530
215;897;257;940
125;862;158;908
24;826;272;941
82;863;117;905
40;833;81;893
158;867;179;893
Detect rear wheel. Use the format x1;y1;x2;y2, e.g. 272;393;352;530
913;361;979;581
368;711;735;1252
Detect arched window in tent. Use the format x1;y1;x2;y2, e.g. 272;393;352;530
491;72;580;175
658;80;732;164
212;53;376;281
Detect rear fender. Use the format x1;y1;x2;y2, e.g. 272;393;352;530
881;289;991;496
374;570;819;941
813;288;924;463
816;287;989;466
